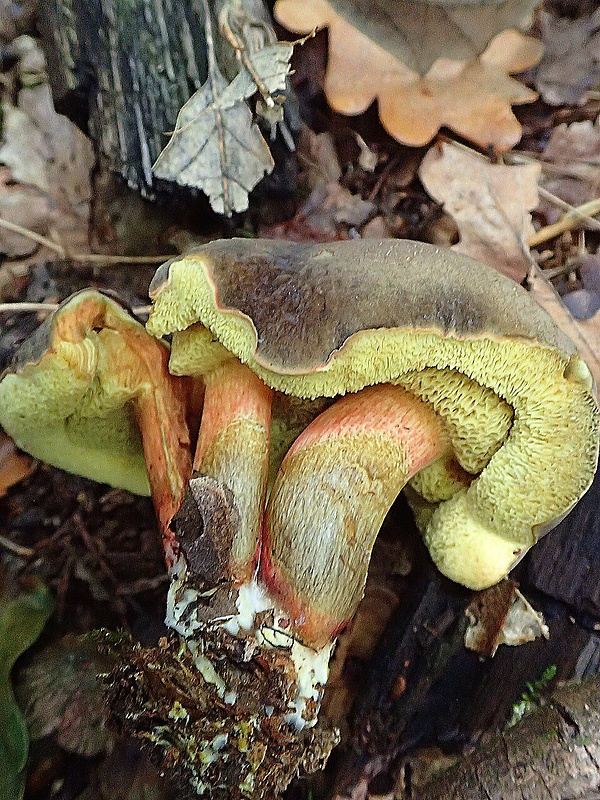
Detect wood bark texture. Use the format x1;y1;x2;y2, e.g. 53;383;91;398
416;677;600;800
38;0;208;193
330;472;600;799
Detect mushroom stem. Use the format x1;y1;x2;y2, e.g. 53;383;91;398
261;384;450;647
193;358;272;583
97;328;192;570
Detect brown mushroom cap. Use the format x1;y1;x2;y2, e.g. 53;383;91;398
147;238;572;379
147;238;599;589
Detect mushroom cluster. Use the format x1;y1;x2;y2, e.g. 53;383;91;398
1;239;598;797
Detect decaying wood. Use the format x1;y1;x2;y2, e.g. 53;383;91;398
527;464;600;619
37;0;298;198
38;0;209;193
414;677;600;800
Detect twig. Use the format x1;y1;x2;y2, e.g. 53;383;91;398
0;533;34;558
438;141;600;245
509;150;600;176
0;302;152;317
0;302;59;313
0;219;63;253
537;187;600;232
367;153;403;202
529;198;600;247
0;217;172;265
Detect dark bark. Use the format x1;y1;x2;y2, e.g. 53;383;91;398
415;677;600;800
37;0;299;199
38;0;209;193
527;467;600;621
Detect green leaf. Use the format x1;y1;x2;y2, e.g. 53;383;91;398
0;578;53;800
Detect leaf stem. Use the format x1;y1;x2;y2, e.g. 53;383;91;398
0;218;172;265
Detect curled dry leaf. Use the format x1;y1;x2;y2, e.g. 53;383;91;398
275;0;542;150
532;8;600;107
153;0;293;216
419;142;540;282
0;433;33;498
0;37;94;259
465;580;548;658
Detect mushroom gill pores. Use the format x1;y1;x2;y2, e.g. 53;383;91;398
0;291;191;562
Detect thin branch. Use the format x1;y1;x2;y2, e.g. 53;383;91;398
0;302;152;317
0;534;34;558
537;187;600;232
0;302;59;313
529;198;600;247
0;217;172;265
0;218;64;254
439;142;600;245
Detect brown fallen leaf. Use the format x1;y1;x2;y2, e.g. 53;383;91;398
464;580;548;659
537;121;600;224
532;8;600;107
419;142;540;282
275;0;542;150
528;263;600;385
261;127;375;240
0;433;33;498
0;36;95;260
297;126;343;189
260;182;373;241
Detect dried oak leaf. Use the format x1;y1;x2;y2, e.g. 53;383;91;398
0;433;33;498
532;9;600;106
0;37;94;259
153;7;293;217
419;142;540;282
275;0;543;150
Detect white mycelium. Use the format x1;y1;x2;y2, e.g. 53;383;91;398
165;568;333;729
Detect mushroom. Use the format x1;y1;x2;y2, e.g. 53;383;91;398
147;237;599;648
0;290;192;562
1;241;597;798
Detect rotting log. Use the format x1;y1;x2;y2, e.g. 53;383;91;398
415;677;600;800
38;0;209;193
527;460;600;619
37;0;298;197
